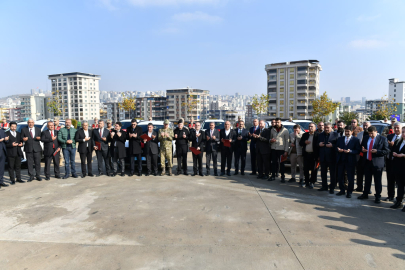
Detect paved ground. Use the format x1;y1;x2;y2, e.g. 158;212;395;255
0;153;404;270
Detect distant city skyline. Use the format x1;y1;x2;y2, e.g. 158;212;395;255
1;0;405;100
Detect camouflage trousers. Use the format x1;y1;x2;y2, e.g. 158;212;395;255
160;147;172;168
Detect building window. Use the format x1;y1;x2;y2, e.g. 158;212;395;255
280;113;284;118
290;74;294;79
280;75;285;79
279;107;283;111
290;100;294;105
280;81;285;86
290;94;294;98
280;69;284;73
290;106;294;111
280;88;284;92
289;87;294;92
290;80;294;85
290;68;294;72
280;100;284;105
280;94;284;98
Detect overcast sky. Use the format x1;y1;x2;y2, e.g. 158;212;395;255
1;0;404;101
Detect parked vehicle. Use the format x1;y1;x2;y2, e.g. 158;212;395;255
201;119;225;132
292;120;312;132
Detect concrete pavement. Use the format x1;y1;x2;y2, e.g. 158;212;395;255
0;153;404;269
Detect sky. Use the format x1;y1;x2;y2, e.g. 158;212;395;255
1;0;405;100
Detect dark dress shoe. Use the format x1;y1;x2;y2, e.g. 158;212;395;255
63;175;69;179
336;191;346;196
10;181;15;185
175;171;181;176
346;193;352;198
138;172;142;176
355;188;363;192
383;197;394;202
390;201;403;209
98;173;104;176
45;177;50;181
234;172;239;175
206;173;210;176
227;172;231;176
88;174;95;177
214;173;218;176
280;179;286;183
368;190;372;194
199;173;204;177
318;187;328;191
249;172;256;175
241;172;245;175
145;173;150;176
81;175;86;178
357;194;369;200
308;183;314;189
402;206;405;212
0;183;9;187
121;172;125;177
55;176;62;179
329;190;335;194
288;178;296;183
112;172;117;177
257;175;263;179
28;176;34;182
72;174;79;178
154;172;158;176
129;173;133;177
375;197;381;204
220;172;225;176
184;172;189;176
268;176;275;181
16;179;25;183
36;176;42;181
192;172;197;176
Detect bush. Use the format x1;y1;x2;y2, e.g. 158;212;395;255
71;119;78;129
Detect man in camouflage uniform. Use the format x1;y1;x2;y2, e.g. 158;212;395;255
159;119;174;176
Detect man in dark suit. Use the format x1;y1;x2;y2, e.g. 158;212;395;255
93;120;111;176
253;120;271;180
21;118;42;181
355;121;371;192
109;121;127;176
234;120;249;175
205;122;220;176
190;121;205;176
299;122;319;189
174;119;190;175
41;121;61;180
5;121;24;184
384;122;401;201
248;119;259;175
317;122;338;194
358;126;390;203
143;123;159;176
336;126;361;198
75;121;95;178
220;121;236;176
0;128;7;188
390;127;405;210
127;119;143;176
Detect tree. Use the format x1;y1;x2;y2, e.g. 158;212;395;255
251;94;268;119
71;119;78;128
340;112;358;126
181;94;198;120
368;95;398;120
47;97;62;117
311;92;340;122
119;94;136;119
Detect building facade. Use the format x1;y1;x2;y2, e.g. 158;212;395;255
388;78;405;120
20;93;46;121
135;96;167;121
48;72;101;121
265;60;322;119
166;87;209;121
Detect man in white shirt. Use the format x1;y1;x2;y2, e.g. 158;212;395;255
220;121;236;176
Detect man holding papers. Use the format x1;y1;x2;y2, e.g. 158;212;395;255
143;123;159;176
41;121;61;180
220;121;236;176
109;122;127;176
93;120;111;176
190;122;205;176
206;122;220;176
75;121;95;178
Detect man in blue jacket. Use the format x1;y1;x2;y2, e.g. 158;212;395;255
358;126;390;203
336;126;361;198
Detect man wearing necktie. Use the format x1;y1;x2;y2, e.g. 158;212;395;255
234;120;249;175
75;121;95;178
358;126;390;203
21;119;43;182
93;120;111;176
5;121;24;185
253;120;271;179
385;122;401;201
205;122;220;176
390;125;405;211
41;121;62;180
248;119;259;175
220;121;236;176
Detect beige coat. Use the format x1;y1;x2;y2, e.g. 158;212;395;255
289;132;303;155
270;126;290;152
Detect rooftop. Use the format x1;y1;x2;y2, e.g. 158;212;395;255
48;72;101;78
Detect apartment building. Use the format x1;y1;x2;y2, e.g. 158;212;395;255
135;96;167;121
166;87;210;121
20;93;46;120
48;72;101;121
265;60;322;119
388;78;405;120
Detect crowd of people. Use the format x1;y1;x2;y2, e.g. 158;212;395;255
0;116;404;213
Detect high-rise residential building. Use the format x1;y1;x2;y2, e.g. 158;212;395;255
48;72;101;121
388;78;405;120
135;96;167;121
365;99;388;116
265;60;321;119
345;97;351;103
20;93;46;120
166;87;209;121
362;97;367;105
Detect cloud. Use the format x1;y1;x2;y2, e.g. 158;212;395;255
349;39;388;49
172;11;222;23
127;0;223;6
356;14;381;22
97;0;119;10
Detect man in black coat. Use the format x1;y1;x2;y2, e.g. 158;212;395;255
336;126;361;198
234;120;249;175
389;129;405;210
190;121;205;176
384;122;401;201
143;123;159;176
41;121;62;180
109;121;127;176
21;119;42;181
220;121;236;176
253;120;271;180
317;122;338;194
358;126;390;203
205;122;220;176
127;119;143;176
5;121;24;184
75;121;95;178
0;128;7;188
174;120;190;175
248;119;259;175
93;120;111;176
299;122;319;189
355;121;371;192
